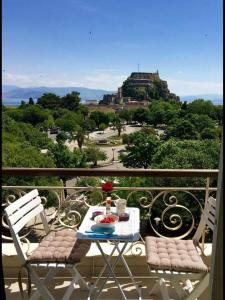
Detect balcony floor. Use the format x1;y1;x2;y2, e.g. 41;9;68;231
5;276;210;299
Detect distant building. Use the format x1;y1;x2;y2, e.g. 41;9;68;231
100;87;132;105
85;99;99;105
122;71;180;102
100;70;179;105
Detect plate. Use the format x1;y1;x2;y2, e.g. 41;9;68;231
94;214;119;228
91;224;115;234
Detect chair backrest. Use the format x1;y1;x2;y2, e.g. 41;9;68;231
193;196;217;244
4;189;49;263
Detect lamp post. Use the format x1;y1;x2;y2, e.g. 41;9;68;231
112;148;115;162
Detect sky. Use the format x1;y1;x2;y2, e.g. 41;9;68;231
2;0;223;96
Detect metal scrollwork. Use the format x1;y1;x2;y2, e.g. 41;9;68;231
57;201;82;229
148;190;203;239
127;190;153;208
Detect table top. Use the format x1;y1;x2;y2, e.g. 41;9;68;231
77;206;140;241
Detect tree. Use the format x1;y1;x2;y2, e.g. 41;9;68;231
132;108;150;125
7;105;51;127
82;118;96;133
5;108;24;122
2;140;59;188
47;143;87;184
84;145;107;167
99;123;107;133
187;99;217;119
90;111;109;129
120;132;160;168
151;139;220;169
181;101;188;111
3;141;55;168
19;100;27;108
107;112;117;126
163;119;199;140
200;127;220;140
74;127;86;149
22;106;51;126
60;91;81;111
56;131;68;144
185;113;216;133
114;117;124;137
39;115;55;131
78;105;89;119
119;109;132;124
148;100;180;126
48;143;86;168
214;105;223;125
28;97;34;105
3;114;54;150
37;93;61;109
55;111;82;132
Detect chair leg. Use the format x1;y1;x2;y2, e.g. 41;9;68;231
158;278;172;300
171;278;187;299
28;267;55;300
184;274;209;300
71;266;89;290
183;279;194;293
62;273;80;300
61;266;89;300
149;280;160;295
29;268;58;300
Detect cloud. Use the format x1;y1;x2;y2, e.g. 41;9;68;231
2;71;127;90
167;79;223;96
4;72;34;84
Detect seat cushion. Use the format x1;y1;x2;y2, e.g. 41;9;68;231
28;229;91;264
145;236;208;273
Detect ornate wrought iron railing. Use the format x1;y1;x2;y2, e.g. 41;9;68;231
2;168;218;256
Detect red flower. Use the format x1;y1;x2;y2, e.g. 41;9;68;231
102;181;113;193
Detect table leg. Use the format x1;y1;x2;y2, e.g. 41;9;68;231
94;242;142;299
95;241;128;298
95;241;127;300
92;240;119;289
114;243;142;299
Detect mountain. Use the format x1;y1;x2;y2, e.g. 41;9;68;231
2;85;20;94
180;94;223;105
2;86;113;101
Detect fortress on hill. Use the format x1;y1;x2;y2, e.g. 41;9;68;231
100;71;180;105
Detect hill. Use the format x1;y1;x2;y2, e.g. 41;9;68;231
2;85;20;93
122;72;180;102
2;85;113;101
180;94;223;105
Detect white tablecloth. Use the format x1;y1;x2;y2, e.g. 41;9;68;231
77;206;140;242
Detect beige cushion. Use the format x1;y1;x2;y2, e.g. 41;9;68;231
145;236;208;273
28;229;91;264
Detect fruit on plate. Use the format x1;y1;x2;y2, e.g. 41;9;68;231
94;214;119;228
100;215;117;223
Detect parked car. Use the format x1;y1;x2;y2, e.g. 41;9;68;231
50;127;59;134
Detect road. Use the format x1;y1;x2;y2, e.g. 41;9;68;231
88;124;142;141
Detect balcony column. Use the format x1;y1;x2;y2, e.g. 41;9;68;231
209;135;223;299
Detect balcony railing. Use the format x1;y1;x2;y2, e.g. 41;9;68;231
2;168;218;256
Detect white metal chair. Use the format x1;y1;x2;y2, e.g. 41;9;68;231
145;196;216;300
4;189;91;300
